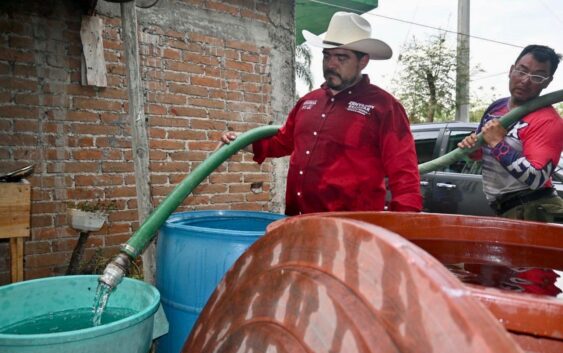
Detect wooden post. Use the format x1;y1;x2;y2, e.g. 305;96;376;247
0;181;31;282
120;1;155;283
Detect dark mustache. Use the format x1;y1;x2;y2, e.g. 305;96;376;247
324;70;341;78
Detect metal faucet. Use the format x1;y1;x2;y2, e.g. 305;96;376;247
98;253;131;290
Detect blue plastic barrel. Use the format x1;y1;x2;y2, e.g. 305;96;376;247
155;210;285;353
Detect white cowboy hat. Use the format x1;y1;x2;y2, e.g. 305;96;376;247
302;11;392;60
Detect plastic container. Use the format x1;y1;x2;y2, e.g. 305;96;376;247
314;212;563;353
155;210;285;353
0;275;168;353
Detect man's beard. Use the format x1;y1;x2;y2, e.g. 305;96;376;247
324;70;359;91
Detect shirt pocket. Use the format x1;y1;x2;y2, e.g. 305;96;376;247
329;114;375;149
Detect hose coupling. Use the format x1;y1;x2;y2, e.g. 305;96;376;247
98;252;131;290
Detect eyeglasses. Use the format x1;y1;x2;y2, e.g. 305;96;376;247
511;68;550;84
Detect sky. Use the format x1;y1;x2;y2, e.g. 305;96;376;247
297;0;563;105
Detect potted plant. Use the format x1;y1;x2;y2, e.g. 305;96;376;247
66;199;117;275
67;200;116;232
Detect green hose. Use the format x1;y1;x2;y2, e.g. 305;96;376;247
121;89;563;258
122;125;281;258
418;89;563;175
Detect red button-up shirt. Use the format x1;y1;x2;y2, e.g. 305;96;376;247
253;75;422;215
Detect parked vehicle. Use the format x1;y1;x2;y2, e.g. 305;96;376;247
411;122;563;216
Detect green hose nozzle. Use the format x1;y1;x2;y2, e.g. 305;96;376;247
99;125;280;289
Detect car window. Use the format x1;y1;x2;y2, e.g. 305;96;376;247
413;130;440;164
443;130;482;175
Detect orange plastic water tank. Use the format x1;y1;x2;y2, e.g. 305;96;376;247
318;212;563;353
183;214;527;353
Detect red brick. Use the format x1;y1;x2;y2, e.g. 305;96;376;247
14;119;39;131
25;241;51;255
169;107;207;118
220;90;240;102
163;48;181;60
187;141;219;151
202;67;219;78
167;38;191;50
191;118;227;131
99;88;128;100
0;77;38;92
193;183;228;194
149;139;185;150
160;71;189;82
66;84;97;97
26;252;70;268
209;173;242;183
189;33;224;47
210;193;244;203
104;186;137;198
0;133;37;146
242;82;261;93
146;104;167;115
168;83;209;96
167;129;206;140
31;201;65;214
72;149;103;161
72;124;120;135
241;52;260;63
107;63;126;76
31;214;54;228
209;109;240;121
101;162;134;173
0;48;34;63
241;73;261;82
207;1;239;16
95;137;131;148
73;97;123;111
165;60;204;74
241;9;268;23
225;59;253;72
147;93;186;105
63;162;99;173
0;91;11;103
188;97;225;109
225;40;258;53
184;52;220;66
105;234;132;246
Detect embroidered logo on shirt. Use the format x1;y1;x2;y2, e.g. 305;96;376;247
301;100;318;110
347;101;374;116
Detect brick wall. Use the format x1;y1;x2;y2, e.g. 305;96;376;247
0;0;295;284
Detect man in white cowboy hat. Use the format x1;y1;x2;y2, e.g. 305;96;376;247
222;12;422;215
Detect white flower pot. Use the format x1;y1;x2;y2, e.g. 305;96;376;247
69;208;107;232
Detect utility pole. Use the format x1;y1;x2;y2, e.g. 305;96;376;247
456;0;470;122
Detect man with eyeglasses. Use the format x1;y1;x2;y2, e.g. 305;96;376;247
459;44;563;222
